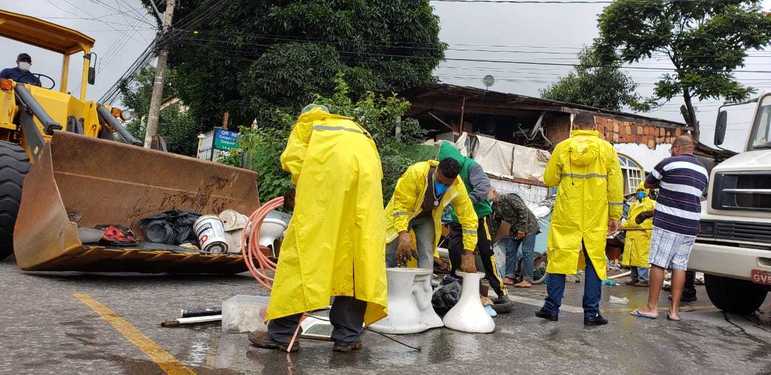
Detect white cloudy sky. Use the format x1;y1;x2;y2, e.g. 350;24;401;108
2;0;770;152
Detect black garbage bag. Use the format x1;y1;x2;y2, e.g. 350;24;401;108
432;279;462;317
138;210;201;245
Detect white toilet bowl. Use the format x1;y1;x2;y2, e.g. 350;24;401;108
258;211;291;250
370;268;443;334
442;272;495;333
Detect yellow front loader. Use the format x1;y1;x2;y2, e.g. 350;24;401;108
0;10;258;273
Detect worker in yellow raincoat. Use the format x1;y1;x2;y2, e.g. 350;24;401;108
250;105;387;353
621;182;655;287
384;159;478;274
535;112;624;326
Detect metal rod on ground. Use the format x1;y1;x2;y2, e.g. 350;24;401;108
608;271;632;280
143;0;176;148
161;314;222;327
180;307;221;318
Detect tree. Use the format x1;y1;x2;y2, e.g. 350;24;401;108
119;67;200;156
541;47;650;112
222;75;434;204
140;0;445;130
596;0;771;140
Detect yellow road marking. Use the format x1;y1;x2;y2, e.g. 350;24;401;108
73;293;196;375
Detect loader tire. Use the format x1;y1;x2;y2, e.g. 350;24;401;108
0;141;30;260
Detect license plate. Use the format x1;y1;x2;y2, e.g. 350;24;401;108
751;269;771;285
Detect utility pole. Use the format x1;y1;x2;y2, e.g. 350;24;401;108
144;0;176;148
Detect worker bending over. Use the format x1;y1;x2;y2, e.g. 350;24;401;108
536;112;623;326
437;141;509;305
385;158;478;274
250;105;387;353
621;182;655;287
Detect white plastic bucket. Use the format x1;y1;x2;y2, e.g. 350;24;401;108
193;215;229;254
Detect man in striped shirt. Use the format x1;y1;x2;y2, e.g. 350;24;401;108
631;136;708;321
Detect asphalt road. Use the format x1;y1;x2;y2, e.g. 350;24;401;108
1;258;769;375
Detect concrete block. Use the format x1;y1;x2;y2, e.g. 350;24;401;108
222;295;269;334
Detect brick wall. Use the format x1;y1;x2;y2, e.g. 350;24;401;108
544;113;684;150
595;116;683;149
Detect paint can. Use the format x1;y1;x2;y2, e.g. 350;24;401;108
193;215;228;254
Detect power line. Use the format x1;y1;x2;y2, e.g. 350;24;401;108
173;34;771;75
88;0;156;27
98;37;157;103
176;28;771;59
431;0;611;3
167;29;771;72
114;0;148;20
98;0;229;104
443;56;771;74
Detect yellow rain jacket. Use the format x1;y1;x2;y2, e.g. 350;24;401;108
266;108;387;325
385;160;478;255
621;186;655;268
544;129;623;280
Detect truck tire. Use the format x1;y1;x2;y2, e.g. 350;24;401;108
705;274;767;315
0;141;30;260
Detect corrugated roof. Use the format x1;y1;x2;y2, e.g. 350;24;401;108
404;83;687;128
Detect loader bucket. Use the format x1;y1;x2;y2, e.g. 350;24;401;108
13;132;259;273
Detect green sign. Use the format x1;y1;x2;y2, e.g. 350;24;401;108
213;128;238;150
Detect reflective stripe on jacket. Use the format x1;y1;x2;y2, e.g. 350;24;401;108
267;108;387;325
544;129;624;280
385;160;478;253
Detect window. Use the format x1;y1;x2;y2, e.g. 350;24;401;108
618;153;645;196
749;94;771;150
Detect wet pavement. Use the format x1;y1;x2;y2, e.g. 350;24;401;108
1;258;770;375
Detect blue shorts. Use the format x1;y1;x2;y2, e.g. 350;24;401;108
648;226;695;271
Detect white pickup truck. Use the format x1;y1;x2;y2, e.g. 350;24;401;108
688;92;771;314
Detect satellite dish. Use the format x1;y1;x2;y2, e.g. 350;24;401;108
483;75;495;89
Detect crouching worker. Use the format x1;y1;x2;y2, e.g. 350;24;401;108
385;158;478;274
437;142;509;305
249;105;387;353
621;182;655;287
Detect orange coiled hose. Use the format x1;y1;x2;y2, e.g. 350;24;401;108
241;197;284;290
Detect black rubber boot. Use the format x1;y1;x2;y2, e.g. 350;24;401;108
248;331;299;353
535;308;558;322
333;341;363;352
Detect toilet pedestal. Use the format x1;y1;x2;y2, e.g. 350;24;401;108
442;272;495;333
414;271;444;330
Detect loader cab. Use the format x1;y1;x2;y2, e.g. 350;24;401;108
0;9;96;100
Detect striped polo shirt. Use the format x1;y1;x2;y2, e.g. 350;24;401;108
644;154;709;236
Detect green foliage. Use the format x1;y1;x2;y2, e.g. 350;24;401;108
596;0;771;136
221;126;294;203
541;47;651;112
119;67;199;155
140;0;445;129
224;76;430;203
380;143;437;201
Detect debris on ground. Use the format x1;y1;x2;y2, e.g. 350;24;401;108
609;296;629;305
181;306;221;318
432;279;461;317
162;306;222;327
222;295;269;333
